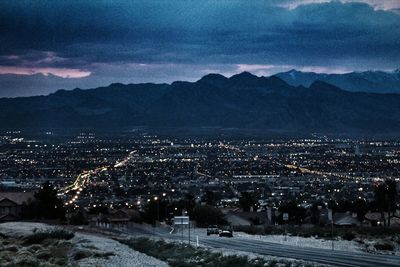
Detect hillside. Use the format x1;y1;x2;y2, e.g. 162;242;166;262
1;72;400;135
276;69;400;94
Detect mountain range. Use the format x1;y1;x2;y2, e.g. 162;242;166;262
276;69;400;94
1;72;400;135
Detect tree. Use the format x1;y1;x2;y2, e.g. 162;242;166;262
181;193;196;215
386;179;398;226
239;191;256;212
69;209;88;225
278;202;307;224
142;199;168;224
353;198;368;222
34;181;66;220
374;180;398;226
203;190;219;206
21;181;65;221
191;205;227;227
310;202;324;226
88;205;109;215
374;182;387;226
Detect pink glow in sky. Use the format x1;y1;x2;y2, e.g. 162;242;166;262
281;0;400;10
0;66;91;78
235;64;352;76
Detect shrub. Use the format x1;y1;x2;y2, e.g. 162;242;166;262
93;251;115;259
27;244;43;252
121;237;293;267
24;229;74;245
4;245;18;252
12;257;39;267
36;251;52;260
53;257;68;266
74;250;92;260
374;242;394;251
342;232;356;241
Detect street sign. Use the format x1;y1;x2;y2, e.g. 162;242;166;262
283;213;289;221
173;216;189;225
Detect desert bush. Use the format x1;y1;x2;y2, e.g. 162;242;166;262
93;251;116;259
374;242;394;251
53;257;68;266
121;237;301;267
342;232;356;241
27;244;43;252
4;245;18;252
11;256;39;267
36;250;52;260
391;235;400;245
73;250;92;260
233;225;266;235
24;229;74;245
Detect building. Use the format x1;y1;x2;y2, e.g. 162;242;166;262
0;191;34;221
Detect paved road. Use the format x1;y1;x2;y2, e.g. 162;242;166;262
199;236;400;267
115;225;400;267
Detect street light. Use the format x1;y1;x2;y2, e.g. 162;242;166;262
154;196;159;222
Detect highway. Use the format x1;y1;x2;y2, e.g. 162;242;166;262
113;225;400;267
60;150;137;206
198;236;400;267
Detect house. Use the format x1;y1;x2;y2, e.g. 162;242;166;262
333;212;360;227
93;208;141;228
0;191;34;222
364;212;400;227
225;210;269;226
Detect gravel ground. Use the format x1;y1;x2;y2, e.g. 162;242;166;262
0;222;169;267
0;222;53;237
75;233;169;267
235;231;400;255
236;232;361;252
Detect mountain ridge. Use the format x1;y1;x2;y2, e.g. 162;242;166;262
276;69;400;94
0;72;399;135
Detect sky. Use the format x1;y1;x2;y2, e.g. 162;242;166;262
0;0;399;97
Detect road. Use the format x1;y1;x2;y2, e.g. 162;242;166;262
199;236;400;267
112;225;400;267
60;149;137;206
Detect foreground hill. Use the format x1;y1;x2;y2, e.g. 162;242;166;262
1;72;400;135
0;222;168;267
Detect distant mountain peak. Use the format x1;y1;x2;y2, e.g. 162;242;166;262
1;72;400;135
198;73;228;84
276;69;400;94
230;71;258;80
288;69;300;73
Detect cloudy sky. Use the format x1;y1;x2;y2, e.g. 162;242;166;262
0;0;399;97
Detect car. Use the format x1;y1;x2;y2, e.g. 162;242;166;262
207;225;219;236
218;226;233;237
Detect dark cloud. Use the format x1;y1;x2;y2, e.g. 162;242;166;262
0;0;399;96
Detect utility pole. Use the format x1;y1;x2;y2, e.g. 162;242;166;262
188;220;191;245
328;209;334;251
154;196;159;223
181;217;183;243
